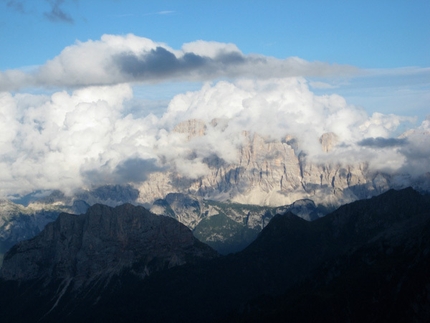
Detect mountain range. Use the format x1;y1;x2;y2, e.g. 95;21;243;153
0;186;326;260
0;187;429;322
137;120;430;207
2;119;429;261
151;192;325;254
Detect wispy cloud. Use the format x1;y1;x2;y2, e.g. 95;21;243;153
142;10;175;16
6;0;26;13
309;81;338;89
157;10;174;15
3;0;76;23
44;0;74;24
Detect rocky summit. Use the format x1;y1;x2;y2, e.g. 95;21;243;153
137;120;430;207
0;203;217;286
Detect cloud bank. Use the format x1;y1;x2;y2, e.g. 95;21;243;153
0;77;428;198
0;35;428;198
0;34;358;91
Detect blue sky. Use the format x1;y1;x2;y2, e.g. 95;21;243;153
0;0;429;197
1;1;429;69
1;0;429;121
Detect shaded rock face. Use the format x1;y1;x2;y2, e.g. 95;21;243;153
0;199;89;260
223;188;430;323
0;185;143;264
0;203;217;284
0;188;429;323
75;184;140;207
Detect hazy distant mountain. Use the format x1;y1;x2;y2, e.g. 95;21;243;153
0;187;325;260
1;119;429;262
0;185;141;263
151;192;325;254
0;187;429;322
0;198;89;266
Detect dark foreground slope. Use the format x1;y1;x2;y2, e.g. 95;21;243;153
0;203;218;322
0;188;429;322
225;187;430;322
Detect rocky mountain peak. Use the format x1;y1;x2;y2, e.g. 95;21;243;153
139;118;425;208
319;132;338;152
173;119;207;140
0;203;217;285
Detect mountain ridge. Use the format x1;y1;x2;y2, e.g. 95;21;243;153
1;203;217;285
137;123;430;207
0;187;429;322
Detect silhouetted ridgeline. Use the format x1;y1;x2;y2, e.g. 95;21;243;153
0;187;429;322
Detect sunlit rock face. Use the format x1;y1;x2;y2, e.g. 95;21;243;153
138;119;413;208
319;132;338;152
173;119;207;140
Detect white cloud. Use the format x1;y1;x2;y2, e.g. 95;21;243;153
0;34;427;198
0;34;358;91
160;78;419;169
0;78;430;200
309;81;338;89
0;84;151;196
181;40;242;58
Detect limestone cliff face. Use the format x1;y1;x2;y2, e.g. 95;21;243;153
0;203;217;284
151;193;322;231
173;119;207;139
319;132;338;152
150;192;323;254
138;119;400;207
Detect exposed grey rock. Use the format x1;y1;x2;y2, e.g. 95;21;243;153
173;119;207;140
75;184;140;207
138;123;426;207
319;132;338;152
151;192;325;254
0;199;88;257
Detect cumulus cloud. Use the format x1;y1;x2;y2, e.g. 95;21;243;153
396;117;430;176
0;34;358;91
2;76;426;198
159;78;423;174
0;84;153;196
0;35;428;197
